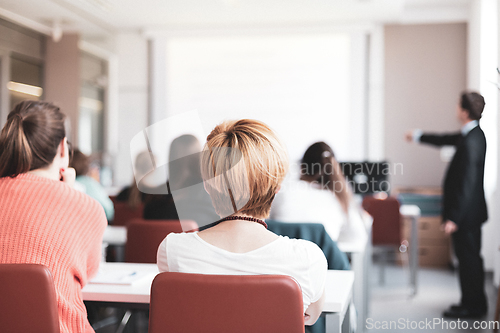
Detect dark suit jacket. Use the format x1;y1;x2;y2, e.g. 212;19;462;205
420;126;487;229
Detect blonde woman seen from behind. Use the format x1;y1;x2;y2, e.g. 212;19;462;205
157;119;327;325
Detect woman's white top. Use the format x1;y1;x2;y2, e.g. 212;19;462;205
270;179;368;244
157;232;327;312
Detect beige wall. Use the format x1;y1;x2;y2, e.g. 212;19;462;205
44;34;80;144
114;33;149;186
384;23;467;188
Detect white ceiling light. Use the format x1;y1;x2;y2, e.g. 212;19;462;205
79;97;103;111
7;82;43;97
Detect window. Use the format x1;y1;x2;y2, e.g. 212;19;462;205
9;56;43;109
79;52;107;156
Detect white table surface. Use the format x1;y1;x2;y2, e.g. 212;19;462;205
337;239;367;254
337;234;369;332
83;262;354;314
102;226;127;246
400;204;421;217
83;263;158;304
323;270;354;314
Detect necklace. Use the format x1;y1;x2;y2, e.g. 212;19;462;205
216;215;268;229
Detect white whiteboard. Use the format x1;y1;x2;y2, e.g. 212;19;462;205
158;33;358;166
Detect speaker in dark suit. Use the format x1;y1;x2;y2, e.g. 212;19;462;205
406;91;488;318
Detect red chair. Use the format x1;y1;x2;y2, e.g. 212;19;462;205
0;264;59;333
111;201;144;226
115;219;199;332
149;272;305;333
125;219;198;263
362;195;409;285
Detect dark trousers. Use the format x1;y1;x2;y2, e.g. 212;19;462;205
452;227;487;311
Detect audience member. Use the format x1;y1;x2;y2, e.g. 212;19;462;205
157;120;327;325
0;100;107;333
271;141;368;244
116;151;155;207
71;149;115;221
143;134;219;227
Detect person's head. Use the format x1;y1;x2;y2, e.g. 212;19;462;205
134;151;155;180
457;91;485;123
300;141;351;214
71;149;90;177
300;141;335;181
201;119;288;219
0;100;69;178
169;134;201;161
127;150;156;208
168;134;202;191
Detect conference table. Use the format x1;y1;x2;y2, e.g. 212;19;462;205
83;262;354;333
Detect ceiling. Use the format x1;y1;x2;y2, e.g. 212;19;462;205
0;0;471;40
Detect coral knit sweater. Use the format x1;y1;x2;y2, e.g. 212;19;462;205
0;173;107;333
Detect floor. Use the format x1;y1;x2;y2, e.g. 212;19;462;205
367;263;498;332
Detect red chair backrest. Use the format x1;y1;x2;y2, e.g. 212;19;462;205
362;196;401;246
111;201;144;226
149;272;305;333
0;264;60;333
125;219;198;263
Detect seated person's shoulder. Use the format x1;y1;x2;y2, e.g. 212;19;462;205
143;194;179;220
164;231;197;245
116;186;131;201
281;237;327;264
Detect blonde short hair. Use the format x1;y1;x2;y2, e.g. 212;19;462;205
201;119;288;219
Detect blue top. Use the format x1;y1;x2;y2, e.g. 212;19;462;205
75;175;114;221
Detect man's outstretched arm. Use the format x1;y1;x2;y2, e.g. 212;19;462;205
405;129;462;146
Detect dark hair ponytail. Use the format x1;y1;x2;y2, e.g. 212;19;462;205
300;141;351;215
0;100;66;178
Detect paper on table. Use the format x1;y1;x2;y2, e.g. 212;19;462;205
90;269;154;285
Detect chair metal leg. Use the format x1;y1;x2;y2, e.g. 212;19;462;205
399;248;414;296
379;251;386;285
115;310;132;333
494;286;500;332
92;316;120;331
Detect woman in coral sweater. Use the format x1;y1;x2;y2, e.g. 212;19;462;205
0;101;107;333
